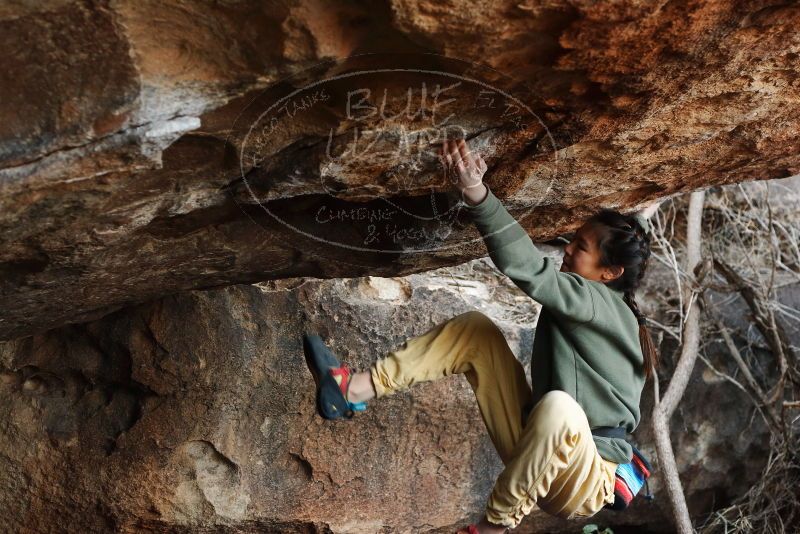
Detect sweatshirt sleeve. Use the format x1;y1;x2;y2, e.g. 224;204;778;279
463;184;596;323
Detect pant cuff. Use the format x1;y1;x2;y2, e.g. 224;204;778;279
369;361;391;398
485;508;522;529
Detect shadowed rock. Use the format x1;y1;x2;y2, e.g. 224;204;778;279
0;255;781;532
1;1;799;340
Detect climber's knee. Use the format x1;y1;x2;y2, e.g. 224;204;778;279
528;390;585;435
458;309;491;324
457;310;501;335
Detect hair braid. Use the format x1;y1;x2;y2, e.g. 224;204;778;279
588;209;659;380
622;218;651;324
623;291;647;326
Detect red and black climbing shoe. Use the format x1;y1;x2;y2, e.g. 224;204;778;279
302;333;367;420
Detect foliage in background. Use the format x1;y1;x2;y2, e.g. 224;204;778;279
582;524;614;534
645;177;800;533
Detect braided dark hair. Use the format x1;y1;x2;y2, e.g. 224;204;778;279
586;209;660;380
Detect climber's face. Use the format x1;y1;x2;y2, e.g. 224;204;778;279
560;222;624;284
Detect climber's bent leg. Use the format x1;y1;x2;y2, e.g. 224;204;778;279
370;310;533;463
484;390;618;529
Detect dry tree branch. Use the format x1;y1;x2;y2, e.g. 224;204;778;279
696;351;777;438
703;296;782;434
651;205;687;341
645;316;682;343
712;258;797;405
765;182;777;298
652;189;706;534
695;177;800;534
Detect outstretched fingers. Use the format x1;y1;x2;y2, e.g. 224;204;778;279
475;153;487;173
440;138;487;191
457;139;474;172
441;140;453;168
441;140;460;183
447;139;464;170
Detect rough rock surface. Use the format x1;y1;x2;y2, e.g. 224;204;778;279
2;0;799;339
1;248;787;533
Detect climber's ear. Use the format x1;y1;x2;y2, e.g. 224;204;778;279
603;265;624;282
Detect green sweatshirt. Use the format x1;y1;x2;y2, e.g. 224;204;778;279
464;185;646;464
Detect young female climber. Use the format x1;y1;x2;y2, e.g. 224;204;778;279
303;138;662;533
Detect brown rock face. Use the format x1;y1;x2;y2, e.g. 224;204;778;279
1;1;798;340
0;259;774;533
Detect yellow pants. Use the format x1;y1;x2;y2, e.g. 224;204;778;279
369;310;618;529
